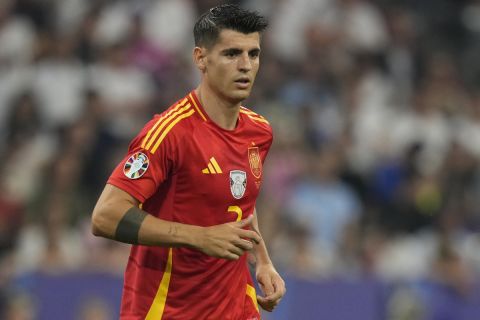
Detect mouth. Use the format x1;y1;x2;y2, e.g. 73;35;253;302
234;77;251;89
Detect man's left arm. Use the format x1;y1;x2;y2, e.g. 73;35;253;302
251;207;286;312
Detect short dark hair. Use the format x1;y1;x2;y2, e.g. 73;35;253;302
194;4;268;48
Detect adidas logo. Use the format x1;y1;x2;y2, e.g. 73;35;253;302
202;157;223;174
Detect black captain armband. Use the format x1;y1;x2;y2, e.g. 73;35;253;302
115;207;148;244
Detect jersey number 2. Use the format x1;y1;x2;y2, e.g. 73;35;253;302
227;206;242;222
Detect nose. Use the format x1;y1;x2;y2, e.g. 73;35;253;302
238;53;252;72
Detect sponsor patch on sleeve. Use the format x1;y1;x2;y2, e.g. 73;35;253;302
123;152;149;179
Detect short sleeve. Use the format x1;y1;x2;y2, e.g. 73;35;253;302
107;116;177;203
263;125;273;162
259;122;273;166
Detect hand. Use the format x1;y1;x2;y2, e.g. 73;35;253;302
256;263;286;312
196;215;262;260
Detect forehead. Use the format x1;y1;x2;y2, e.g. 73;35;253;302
212;29;260;50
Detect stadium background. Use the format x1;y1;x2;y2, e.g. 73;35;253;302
2;0;480;319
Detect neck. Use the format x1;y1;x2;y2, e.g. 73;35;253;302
195;84;241;130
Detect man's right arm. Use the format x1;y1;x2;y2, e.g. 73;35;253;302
91;184;261;260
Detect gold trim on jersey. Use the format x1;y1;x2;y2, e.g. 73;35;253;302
189;93;207;121
239;109;270;124
150;109;195;153
248;115;270;124
142;98;189;149
246;284;259;312
145;248;173;320
239;107;260;115
144;104;192;151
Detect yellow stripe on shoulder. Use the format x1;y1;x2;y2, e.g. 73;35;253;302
239;107;266;119
150;109;195;153
142;98;188;148
248;116;269;124
189;93;207;121
240;110;270;125
145;104;192;151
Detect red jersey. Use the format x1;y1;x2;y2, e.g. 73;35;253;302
108;91;273;320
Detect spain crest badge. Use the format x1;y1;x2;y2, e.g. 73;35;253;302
248;147;262;178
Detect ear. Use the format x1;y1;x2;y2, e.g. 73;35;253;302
193;47;207;72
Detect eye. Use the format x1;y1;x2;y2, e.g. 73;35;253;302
223;49;240;58
249;50;260;58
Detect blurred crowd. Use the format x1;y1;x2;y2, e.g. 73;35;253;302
1;0;480;319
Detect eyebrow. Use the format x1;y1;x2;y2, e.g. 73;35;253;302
249;48;261;55
221;48;242;55
220;48;261;55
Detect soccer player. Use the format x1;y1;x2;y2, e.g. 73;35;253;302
91;4;286;319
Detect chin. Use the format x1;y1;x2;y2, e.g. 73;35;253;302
229;90;251;102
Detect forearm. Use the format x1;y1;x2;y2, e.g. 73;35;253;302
252;208;273;266
92;184;201;248
138;212;200;247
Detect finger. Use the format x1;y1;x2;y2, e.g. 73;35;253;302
236;214;254;228
266;278;285;301
271;277;287;297
257;295;269;304
233;238;254;251
258;278;274;297
262;300;278;312
250;225;261;236
238;229;261;244
257;296;274;312
224;251;240;260
228;244;245;257
265;286;284;302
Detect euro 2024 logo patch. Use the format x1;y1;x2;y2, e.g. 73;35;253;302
124;152;149;179
230;170;247;199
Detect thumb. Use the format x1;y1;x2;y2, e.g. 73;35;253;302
236;214;254;228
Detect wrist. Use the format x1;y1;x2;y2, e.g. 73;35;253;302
255;257;273;267
182;224;204;249
253;247;272;266
255;260;277;277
